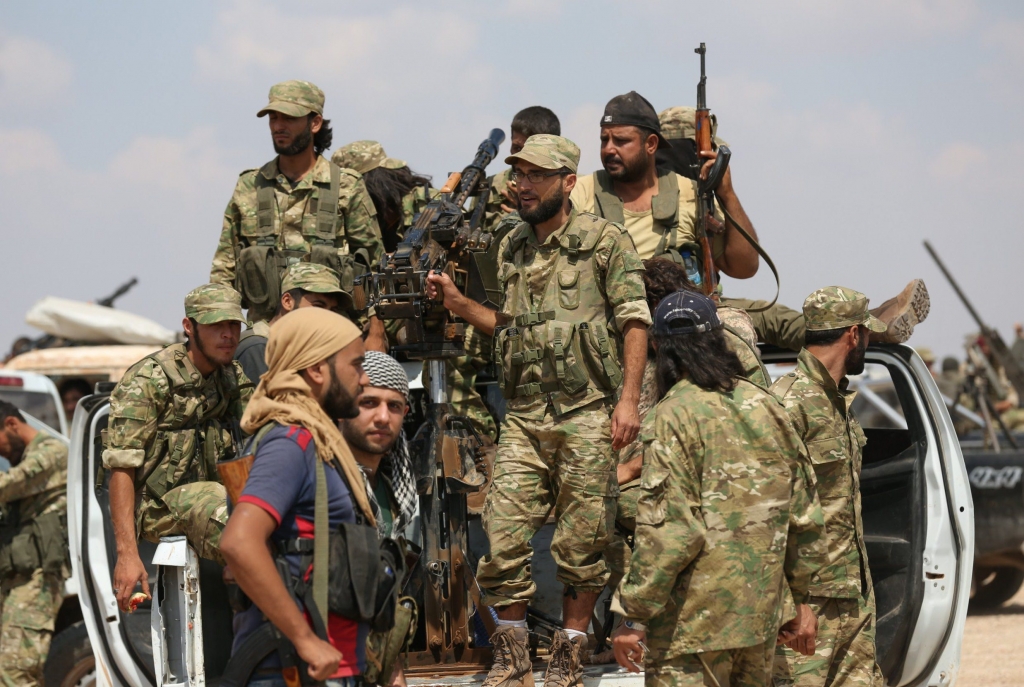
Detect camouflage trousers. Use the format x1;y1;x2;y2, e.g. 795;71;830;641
138;481;229;564
0;568;65;687
720;298;804;353
425;324;498;442
646;639;775;687
773;591;883;687
607;477;640;591
477;399;617;605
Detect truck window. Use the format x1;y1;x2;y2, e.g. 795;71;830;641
0;389;63;436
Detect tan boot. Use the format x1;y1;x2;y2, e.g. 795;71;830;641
543;630;587;687
870;279;931;344
483;625;534;687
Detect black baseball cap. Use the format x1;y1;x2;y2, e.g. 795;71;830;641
653;291;722;336
600;91;669;149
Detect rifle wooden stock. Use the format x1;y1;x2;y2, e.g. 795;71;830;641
217;453;255;507
440;172;462;193
695;108;713;155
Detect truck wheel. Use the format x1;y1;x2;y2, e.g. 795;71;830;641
971;566;1024;609
44;620;96;687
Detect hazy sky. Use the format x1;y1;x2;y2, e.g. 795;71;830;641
2;0;1023;361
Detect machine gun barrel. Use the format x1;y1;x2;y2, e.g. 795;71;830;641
96;277;138;308
925;240;1024;402
452;128;505;208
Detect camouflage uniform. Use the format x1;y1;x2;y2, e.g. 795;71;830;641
476;135;652;605
0;431;68;687
210;82;384;321
771;287;888;687
103;285;253;563
608;305;768;589
480;167;516;235
613;373;825;687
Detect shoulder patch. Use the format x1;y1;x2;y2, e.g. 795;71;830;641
285;425;313;451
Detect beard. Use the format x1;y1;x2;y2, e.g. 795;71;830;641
845;336;869;376
321;365;361;420
191;326;231;368
274;121;313;156
603;145;650;183
3;431;25;466
519;185;564;226
340;421;395;457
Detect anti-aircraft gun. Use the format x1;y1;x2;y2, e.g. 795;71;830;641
357;129;505;669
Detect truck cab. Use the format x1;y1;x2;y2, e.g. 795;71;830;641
63;345;973;687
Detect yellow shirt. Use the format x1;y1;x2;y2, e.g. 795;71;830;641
570;172;723;261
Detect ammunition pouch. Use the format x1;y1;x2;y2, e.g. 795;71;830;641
326;525;404;632
145;422;230;503
364;597;417;686
236;245;284;322
494;326;523;399
0;512;70;580
577;321;623;390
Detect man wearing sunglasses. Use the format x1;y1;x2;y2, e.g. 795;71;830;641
426;134;651;687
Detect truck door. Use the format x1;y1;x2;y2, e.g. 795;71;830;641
764;345;973;687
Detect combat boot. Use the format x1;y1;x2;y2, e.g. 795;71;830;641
870;279;930;344
483;625;534;687
543;630;587;687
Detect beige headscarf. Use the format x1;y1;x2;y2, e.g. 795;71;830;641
241;308;375;524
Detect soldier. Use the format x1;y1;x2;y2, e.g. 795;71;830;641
222;308;376;684
570;91;760;283
235;262;349;385
104;284;253;613
771;286;889;687
608;258;768;594
611;290;825;687
480;106;561;235
0;401;69;686
332;140;435;253
210;80;387;350
656;104;931;347
427;134;651;687
937;356;963;401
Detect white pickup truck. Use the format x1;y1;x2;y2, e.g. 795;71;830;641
60;345;974;687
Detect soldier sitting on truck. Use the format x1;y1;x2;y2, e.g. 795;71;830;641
234;262;350;385
0;400;71;687
103;284;253;613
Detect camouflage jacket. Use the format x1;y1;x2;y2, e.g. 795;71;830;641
477;168;514;235
770;348;870;598
615;376;825;657
400;184;436;231
719;306;770;387
210;156;384;284
102;344;252;499
0;431;67;522
497;209;651;418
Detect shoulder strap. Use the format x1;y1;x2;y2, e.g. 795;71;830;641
651;169;679;227
772;372;799;399
313;458;329;628
255;162;278;241
592;171;625;224
720;204;780;311
315;162;342;242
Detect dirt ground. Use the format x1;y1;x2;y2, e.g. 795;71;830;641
957;585;1024;686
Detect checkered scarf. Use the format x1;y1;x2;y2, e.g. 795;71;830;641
362;352;418;538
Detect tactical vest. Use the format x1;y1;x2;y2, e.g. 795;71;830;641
139;345;244;503
235;161;364;321
494;213;625;400
0;510;69;581
590;169;707;285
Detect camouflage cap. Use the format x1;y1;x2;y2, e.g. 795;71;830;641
281;263;343;295
803;286;887;333
504;134;580;173
257;80;325;118
184;284;246;325
331;140;407;174
658;106;727;146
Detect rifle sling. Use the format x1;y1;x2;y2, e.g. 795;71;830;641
313;458;329;634
720;204;780;313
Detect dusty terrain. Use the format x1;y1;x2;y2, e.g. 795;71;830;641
958;586;1024;686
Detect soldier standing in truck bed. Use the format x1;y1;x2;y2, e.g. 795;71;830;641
210;80;387;351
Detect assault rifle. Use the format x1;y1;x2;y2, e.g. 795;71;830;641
358;128;505;360
358;130;505;670
693;42;731;297
924;240;1024;404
